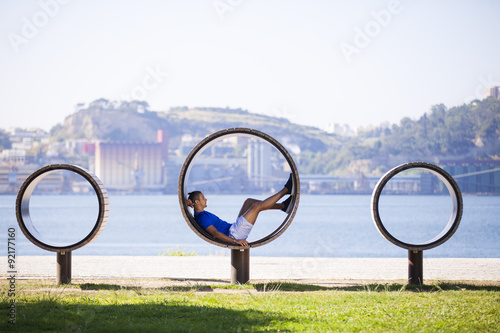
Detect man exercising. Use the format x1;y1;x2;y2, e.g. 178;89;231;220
186;174;294;247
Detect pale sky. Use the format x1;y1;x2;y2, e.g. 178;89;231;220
1;0;499;132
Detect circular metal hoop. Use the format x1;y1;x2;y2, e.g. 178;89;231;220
371;162;463;251
15;164;110;253
178;128;300;249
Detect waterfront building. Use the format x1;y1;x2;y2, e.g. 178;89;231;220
247;139;272;190
442;159;500;194
94;130;168;191
486;86;500;99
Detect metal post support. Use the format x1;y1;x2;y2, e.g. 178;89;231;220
408;250;423;285
57;251;72;284
231;248;250;284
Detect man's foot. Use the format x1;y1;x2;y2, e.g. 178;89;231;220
281;196;293;214
284;173;294;195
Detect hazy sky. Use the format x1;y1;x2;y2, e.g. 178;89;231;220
1;0;499;131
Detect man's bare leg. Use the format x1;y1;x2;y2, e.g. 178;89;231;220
238;198;284;218
242;187;289;225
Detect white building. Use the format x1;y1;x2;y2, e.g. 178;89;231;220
247;139;271;189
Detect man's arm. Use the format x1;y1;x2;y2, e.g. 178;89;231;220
205;225;248;247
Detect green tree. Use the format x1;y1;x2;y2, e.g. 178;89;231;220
444;105;474;154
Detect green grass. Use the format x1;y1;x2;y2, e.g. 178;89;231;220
158;245;199;256
1;280;499;332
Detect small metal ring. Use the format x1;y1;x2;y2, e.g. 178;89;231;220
15;164;109;252
178;128;300;249
371;162;463;251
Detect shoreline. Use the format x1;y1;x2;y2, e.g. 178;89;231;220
3;256;499;282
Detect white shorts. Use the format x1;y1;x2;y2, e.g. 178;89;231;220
229;216;253;240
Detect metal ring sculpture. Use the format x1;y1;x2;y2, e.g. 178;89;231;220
16;164;109;253
371;162;463;251
179;128;300;249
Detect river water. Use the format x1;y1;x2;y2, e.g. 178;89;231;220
1;194;498;258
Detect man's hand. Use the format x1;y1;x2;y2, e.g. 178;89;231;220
235;239;249;247
206;225;249;247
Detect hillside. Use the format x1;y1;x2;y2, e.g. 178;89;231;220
50;99;341;154
49;98;500;175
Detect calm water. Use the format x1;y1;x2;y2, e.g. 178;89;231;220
1;194;499;258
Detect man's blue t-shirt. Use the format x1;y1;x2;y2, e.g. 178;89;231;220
194;211;232;236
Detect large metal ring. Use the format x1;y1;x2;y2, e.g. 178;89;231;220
15;164;109;252
178;128;300;249
371;162;463;251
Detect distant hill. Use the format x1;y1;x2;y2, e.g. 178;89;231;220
50;99;342;154
49;97;500;175
298;98;500;175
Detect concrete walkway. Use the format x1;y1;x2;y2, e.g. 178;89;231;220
4;256;499;283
